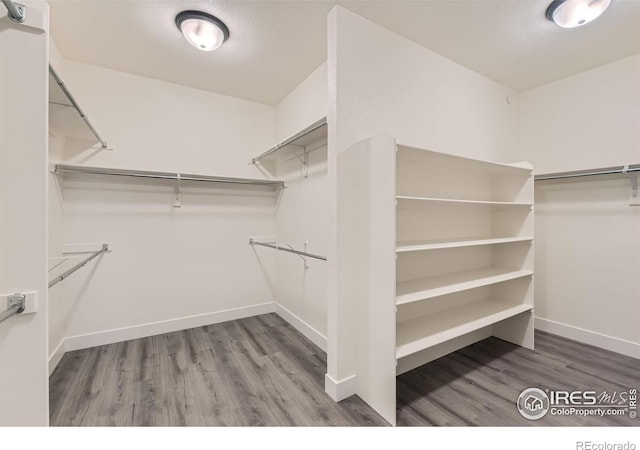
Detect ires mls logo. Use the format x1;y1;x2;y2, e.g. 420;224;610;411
517;388;550;420
517;387;638;420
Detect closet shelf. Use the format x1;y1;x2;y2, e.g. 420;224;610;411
52;164;285;188
396;196;532;208
396;236;533;253
252;117;327;164
49;65;109;149
397;144;533;176
395;301;533;359
396;268;533;306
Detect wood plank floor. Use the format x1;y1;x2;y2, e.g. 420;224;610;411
50;313;640;426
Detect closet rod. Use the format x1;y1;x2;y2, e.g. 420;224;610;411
534;164;640;181
53;164;286;188
249;239;327;261
252;117;327;164
1;0;26;22
49;244;109;289
49;65;108;149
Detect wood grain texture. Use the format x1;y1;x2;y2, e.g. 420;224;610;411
49;314;385;426
50;315;640;426
397;331;640;426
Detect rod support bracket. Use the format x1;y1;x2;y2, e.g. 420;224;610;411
622;165;639;206
286;243;308;269
7;294;25;314
174;173;182;208
5;1;26;23
629;175;638;205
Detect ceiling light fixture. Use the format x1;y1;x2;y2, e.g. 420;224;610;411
546;0;612;28
175;10;229;51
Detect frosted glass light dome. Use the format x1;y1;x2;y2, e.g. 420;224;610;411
176;11;229;51
546;0;612;28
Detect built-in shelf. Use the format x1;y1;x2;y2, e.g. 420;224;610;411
396;236;533;253
340;135;534;426
396;196;532;208
395;301;533;359
396;268;533;306
397;144;533;176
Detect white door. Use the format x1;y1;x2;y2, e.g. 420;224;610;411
0;0;49;426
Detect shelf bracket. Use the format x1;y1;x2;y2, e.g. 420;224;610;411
303;148;308;179
174;173;182;208
623;165;639;206
286;243;309;269
291;146;308;179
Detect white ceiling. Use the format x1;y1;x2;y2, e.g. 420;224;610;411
49;0;640;106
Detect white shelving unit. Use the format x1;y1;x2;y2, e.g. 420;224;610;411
339;134;534;426
396;196;532;208
396;236;533;252
396;268;533;305
396;300;533;358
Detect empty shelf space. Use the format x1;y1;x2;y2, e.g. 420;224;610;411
396;196;532;208
396;300;533;359
396;144;533;176
396;268;533;305
396;236;533;252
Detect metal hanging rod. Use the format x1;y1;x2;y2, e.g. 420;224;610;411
0;294;25;325
534;164;640;181
252;117;327;164
53;164;286;188
49;65;109;149
49;244;109;288
249;238;326;261
1;0;26;23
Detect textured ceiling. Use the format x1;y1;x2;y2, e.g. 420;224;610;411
48;0;640;106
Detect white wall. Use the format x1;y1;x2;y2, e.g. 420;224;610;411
275;62;327;141
520;55;640;358
263;63;329;348
49;59;279;356
326;6;523;393
0;1;49;425
520;54;640;174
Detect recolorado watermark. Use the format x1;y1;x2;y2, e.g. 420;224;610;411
576;442;637;450
517;387;637;421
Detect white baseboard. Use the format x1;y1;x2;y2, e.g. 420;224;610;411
324;373;357;401
63;302;276;353
49;301;330;376
49;339;67;376
273;303;327;352
535;317;640;359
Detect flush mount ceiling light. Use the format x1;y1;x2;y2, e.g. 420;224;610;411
175;10;229;51
546;0;612;28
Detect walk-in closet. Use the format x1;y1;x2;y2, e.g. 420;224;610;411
1;0;638;436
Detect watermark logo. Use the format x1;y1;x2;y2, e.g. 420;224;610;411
517;387;550;420
517;387;638;420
